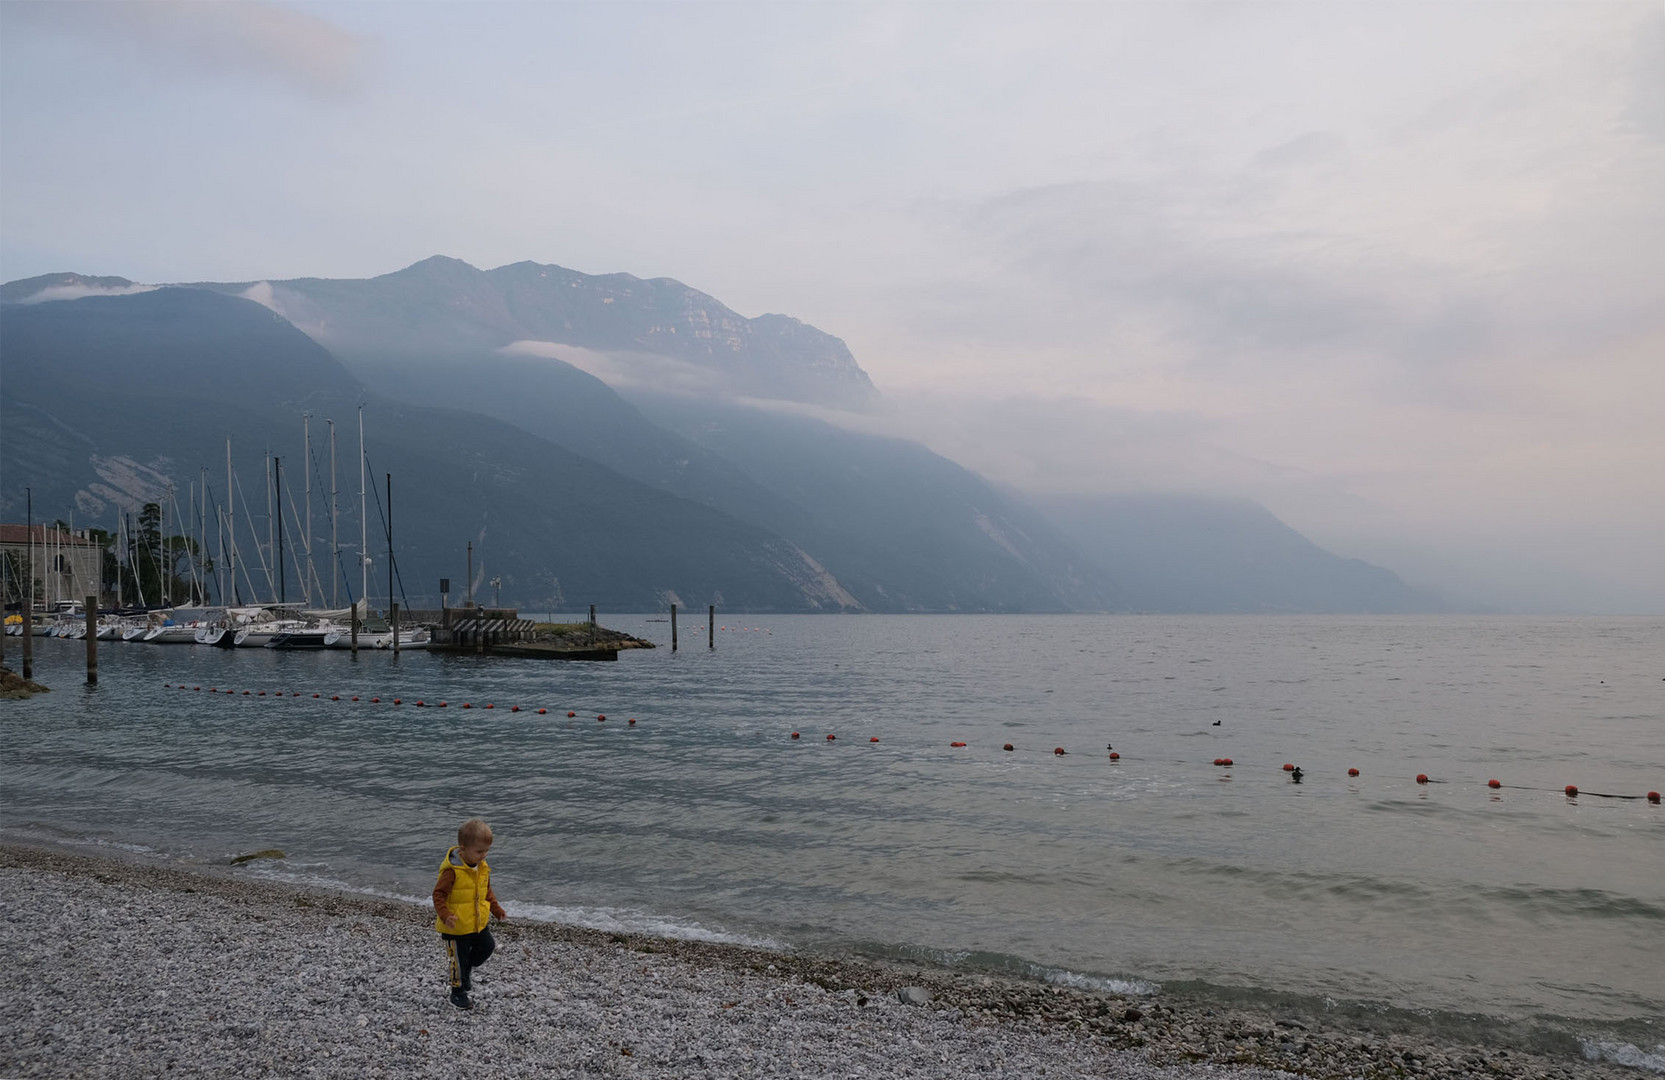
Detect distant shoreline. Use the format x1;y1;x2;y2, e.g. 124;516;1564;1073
0;841;1644;1079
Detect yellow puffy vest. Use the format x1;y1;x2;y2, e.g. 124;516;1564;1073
435;846;491;935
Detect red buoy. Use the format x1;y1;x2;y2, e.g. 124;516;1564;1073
1416;774;1429;784
439;702;447;707
257;692;265;697
1221;757;1232;766
484;704;494;709
597;714;606;721
194;687;201;691
1108;751;1120;760
371;697;380;703
1648;791;1660;804
827;734;836;741
536;708;546;714
243;691;251;696
1487;779;1501;789
415;701;425;707
1283;763;1295;772
511;706;520;712
1565;784;1578;797
951;742;966;747
312;693;319;698
628;718;636;725
1054;747;1066;756
567;711;576;717
791;732;800;739
351;696;358;702
1347;768;1360;777
331;696;339;701
871;736;880;743
394;699;402;705
1213;758;1224;766
1003;743;1014;752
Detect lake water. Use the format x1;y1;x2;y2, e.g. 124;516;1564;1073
5;615;1662;1067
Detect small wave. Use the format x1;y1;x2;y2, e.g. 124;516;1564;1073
244;863;783;949
1583;1040;1665;1074
1039;966;1159;996
510;901;784;950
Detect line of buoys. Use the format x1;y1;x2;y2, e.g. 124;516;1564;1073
156;688;1660;805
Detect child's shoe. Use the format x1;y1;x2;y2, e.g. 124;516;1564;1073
449;987;473;1010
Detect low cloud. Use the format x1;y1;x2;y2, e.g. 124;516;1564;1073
16;282;158;304
499;340;725;396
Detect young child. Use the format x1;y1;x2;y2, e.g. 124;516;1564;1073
433;817;508;1010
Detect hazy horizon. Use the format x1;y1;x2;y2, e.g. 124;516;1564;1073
4;2;1662;613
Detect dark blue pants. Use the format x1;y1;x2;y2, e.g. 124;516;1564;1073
441;927;495;990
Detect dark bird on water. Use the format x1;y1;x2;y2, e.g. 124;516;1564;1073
1290;766;1304;784
1212;720;1221;726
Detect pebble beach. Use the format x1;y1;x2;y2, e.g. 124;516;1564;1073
0;843;1643;1080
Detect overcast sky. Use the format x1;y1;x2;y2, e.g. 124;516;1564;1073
3;1;1662;611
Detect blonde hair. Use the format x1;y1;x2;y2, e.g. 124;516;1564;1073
458;818;494;846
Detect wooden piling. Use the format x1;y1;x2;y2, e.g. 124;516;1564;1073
85;595;97;685
708;605;715;650
671;604;677;651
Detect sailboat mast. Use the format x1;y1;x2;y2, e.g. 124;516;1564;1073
386;472;393;621
274;457;285;604
303;414;314;606
226;440;236;605
265;449;274;603
358;406;368;612
329;419;338;608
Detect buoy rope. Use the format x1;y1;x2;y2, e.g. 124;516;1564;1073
156;684;1657;803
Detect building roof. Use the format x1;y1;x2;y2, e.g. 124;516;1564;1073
0;524;103;547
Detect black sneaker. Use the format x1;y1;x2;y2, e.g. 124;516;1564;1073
449;988;473;1011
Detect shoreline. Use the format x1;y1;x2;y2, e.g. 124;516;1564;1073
0;842;1647;1079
